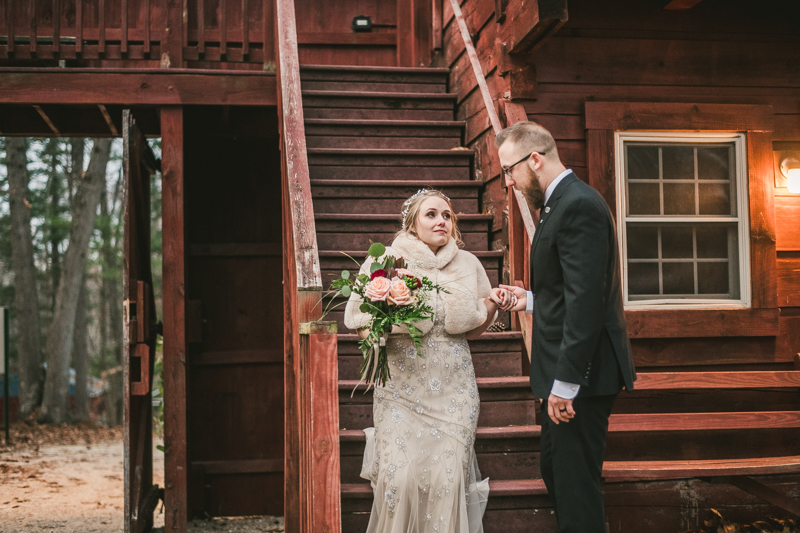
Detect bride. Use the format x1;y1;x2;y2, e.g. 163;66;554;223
344;189;509;533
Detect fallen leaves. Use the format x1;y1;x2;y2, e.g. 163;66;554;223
681;509;800;533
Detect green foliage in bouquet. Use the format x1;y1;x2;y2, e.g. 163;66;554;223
326;242;447;389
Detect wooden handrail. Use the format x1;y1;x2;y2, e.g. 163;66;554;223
275;2;340;533
448;0;536;242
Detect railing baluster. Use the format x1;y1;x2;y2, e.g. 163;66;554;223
29;0;36;55
198;0;205;54
98;0;105;54
121;0;128;53
75;0;82;53
242;0;248;56
219;0;226;56
7;0;15;55
143;0;150;53
52;0;60;53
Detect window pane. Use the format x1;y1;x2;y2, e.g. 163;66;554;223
629;183;660;215
663;262;694;294
697;146;731;181
699;183;731;215
661;226;693;258
662;146;694;180
698;262;729;295
628;263;659;295
696;226;729;258
627;226;659;259
627;146;659;180
663;183;695;215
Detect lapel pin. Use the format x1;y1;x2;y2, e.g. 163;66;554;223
545;207;551;213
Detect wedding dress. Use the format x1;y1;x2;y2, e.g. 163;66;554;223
360;289;490;533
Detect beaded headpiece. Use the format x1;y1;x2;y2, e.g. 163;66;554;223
400;189;451;230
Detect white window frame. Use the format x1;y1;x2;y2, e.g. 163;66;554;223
615;131;751;309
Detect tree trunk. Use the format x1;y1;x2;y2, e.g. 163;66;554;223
71;278;90;421
47;141;63;312
39;139;112;425
7;138;44;418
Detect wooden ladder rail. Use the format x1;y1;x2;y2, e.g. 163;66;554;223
447;0;536;352
274;1;341;533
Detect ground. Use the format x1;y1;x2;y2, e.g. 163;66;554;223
0;422;284;533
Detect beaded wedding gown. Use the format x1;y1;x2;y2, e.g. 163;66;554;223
360;289;489;533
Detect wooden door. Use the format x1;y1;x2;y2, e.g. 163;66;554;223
122;109;161;533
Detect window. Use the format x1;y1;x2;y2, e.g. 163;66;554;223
616;133;751;308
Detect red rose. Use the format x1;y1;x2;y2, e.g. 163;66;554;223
371;269;388;280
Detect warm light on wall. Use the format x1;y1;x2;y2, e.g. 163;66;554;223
780;156;800;193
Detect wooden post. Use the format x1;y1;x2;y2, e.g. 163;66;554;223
164;0;184;67
161;106;188;533
397;0;416;66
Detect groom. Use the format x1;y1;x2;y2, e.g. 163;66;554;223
495;121;636;533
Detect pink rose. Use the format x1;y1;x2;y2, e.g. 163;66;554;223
365;276;392;302
387;278;413;306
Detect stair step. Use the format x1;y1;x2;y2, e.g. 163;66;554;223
310;179;479;214
305;119;464;149
302;79;449;94
338;376;535;429
315;213;491;250
335;331;523;379
299;64;450;86
303;92;456;120
307;147;473;167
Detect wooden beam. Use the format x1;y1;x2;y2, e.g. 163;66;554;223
160;106;187;533
97;104;119;136
33;105;60;135
663;0;704;9
0;70;277;105
636;370;800;390
497;0;568;54
726;476;800;518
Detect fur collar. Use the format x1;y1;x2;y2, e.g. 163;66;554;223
389;231;459;270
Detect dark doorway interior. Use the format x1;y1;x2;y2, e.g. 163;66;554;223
183;106;285;517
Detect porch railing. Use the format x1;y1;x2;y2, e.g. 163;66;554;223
447;0;536;355
274;0;341;532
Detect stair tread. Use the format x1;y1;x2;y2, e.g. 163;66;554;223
340;376;529;391
340;425;540;441
336;331;521;341
320;250;504;258
316;213;491;220
303;90;457;99
305;118;464;127
310;180;479;187
308;148;473;156
300;65;451;74
341;478;547;497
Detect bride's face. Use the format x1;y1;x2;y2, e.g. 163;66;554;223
414;197;453;253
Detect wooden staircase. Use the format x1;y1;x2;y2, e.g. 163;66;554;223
300;65;555;533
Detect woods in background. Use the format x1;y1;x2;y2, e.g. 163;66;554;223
0;137;162;426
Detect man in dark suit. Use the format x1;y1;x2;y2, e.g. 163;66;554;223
495;121;637;533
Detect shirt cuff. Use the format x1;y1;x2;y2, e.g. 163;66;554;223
525;291;534;314
551;380;580;399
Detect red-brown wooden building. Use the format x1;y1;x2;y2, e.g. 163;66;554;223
2;1;799;532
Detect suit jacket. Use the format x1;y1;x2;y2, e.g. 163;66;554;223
529;172;636;399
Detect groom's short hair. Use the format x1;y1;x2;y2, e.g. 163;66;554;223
495;121;558;160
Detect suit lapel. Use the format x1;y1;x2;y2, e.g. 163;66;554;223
529;172;577;261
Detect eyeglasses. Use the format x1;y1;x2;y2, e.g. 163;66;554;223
502;151;546;178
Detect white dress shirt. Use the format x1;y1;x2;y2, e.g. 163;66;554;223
524;169;580;400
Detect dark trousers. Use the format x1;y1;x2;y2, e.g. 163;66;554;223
540;394;617;533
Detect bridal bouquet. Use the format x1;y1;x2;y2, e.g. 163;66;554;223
328;243;447;389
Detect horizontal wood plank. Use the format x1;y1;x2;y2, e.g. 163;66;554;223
609;411;800;432
635;371;800;390
603;456;800;481
585;102;774;131
625;308;781;338
0;71;277;106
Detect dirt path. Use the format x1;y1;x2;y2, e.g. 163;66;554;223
0;423;283;533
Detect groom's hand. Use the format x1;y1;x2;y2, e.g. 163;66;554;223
547;394;576;424
497;284;527;312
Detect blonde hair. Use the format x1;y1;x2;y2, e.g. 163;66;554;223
495;120;559;160
397;189;463;247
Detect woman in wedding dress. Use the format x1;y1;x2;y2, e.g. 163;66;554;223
344;189;510;533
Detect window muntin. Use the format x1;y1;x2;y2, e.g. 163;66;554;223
616;133;750;308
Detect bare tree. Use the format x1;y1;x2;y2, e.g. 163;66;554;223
71;279;90;421
39;139;112;424
7;138;44;418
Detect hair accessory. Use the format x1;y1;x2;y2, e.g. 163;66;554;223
400;189;451;230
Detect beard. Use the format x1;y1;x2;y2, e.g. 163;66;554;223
521;171;545;211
